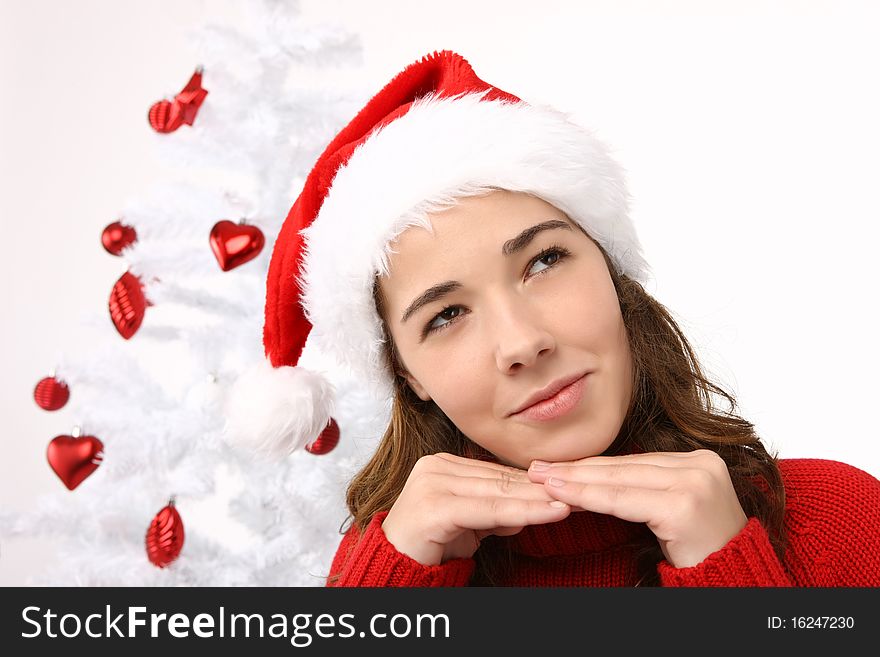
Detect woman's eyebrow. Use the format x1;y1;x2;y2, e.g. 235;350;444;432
501;219;572;256
400;219;572;324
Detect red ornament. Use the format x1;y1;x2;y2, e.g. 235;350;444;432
209;220;265;271
46;433;104;490
146;499;185;568
34;375;70;411
109;271;148;339
148;100;179;133
148;68;208;133
305;417;340;455
101;221;138;256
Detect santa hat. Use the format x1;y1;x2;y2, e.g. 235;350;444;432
222;50;651;458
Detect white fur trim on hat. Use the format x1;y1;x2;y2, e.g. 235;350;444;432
222;358;336;458
298;91;651;407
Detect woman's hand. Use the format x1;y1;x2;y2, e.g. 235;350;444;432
527;449;749;568
381;452;572;566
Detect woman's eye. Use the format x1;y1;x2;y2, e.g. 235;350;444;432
426;305;463;334
528;250;561;276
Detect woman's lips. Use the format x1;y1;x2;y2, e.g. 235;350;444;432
510;374;588;422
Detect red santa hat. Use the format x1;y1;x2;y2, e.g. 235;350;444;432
222;50;651;458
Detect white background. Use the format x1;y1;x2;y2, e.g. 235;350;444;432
2;0;878;586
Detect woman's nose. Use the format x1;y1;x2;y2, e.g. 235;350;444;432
493;303;555;372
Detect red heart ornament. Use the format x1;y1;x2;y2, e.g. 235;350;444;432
209;220;265;271
47;434;104;490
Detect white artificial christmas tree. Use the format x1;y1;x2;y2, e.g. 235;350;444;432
2;0;388;586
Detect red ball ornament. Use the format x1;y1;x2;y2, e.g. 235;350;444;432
148;68;208;134
148;99;182;134
34;375;70;411
101;221;138;255
146;498;185;568
46;432;104;490
305;417;340;455
209;220;265;271
109;271;148;339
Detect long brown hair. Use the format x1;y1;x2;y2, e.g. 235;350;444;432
335;225;788;586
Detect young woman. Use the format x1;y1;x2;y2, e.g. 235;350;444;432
227;50;880;586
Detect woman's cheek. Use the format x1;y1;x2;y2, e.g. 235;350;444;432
431;368;485;422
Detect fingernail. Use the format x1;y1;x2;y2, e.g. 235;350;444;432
549;500;567;508
547;476;566;488
530;460;551;472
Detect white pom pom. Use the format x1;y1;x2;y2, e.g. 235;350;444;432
221;358;336;458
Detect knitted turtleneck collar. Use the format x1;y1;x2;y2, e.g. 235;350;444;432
509;507;653;557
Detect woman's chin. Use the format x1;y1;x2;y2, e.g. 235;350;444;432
526;436;612;465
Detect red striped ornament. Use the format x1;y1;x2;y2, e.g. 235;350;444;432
33;375;70;411
109;271;148;339
305;417;340;455
145;498;185;568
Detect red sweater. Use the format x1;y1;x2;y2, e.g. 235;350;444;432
326;458;880;586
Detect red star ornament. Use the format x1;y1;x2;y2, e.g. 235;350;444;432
148;68;208;133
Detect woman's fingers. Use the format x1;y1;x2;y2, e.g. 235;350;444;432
427;455;587;509
383;451;579;565
432;472;560;502
541;449;717;469
528;462;684;491
446;493;571;532
429;452;532;482
537;480;674;525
